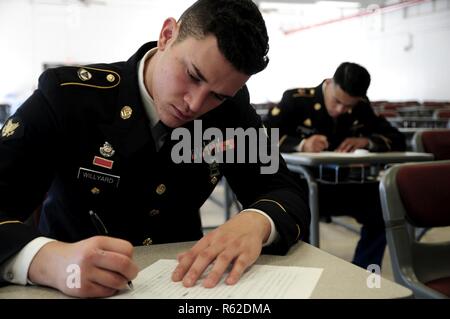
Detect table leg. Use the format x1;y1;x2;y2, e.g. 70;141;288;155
287;164;320;247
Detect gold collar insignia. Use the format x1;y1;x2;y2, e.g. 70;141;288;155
1;119;20;138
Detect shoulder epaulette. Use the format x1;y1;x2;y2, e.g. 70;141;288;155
292;87;316;98
58;66;121;89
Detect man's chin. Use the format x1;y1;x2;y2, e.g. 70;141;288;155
329;112;339;118
163;117;187;129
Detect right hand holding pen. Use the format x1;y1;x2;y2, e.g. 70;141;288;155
28;236;138;298
302;134;329;152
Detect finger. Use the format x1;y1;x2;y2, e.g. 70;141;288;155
315;145;326;152
319;136;329;149
92;248;139;281
86;286;117;298
336;142;349;152
181;244;225;287
358;141;368;149
339;146;351;153
318;140;328;150
172;251;195;282
172;239;210;282
225;254;251;286
312;139;326;152
87;266;130;291
86;285;117;298
313;135;328;152
73;281;118;298
202;249;236;288
94;236;134;258
343;143;355;153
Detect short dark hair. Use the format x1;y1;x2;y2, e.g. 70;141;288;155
333;62;371;97
176;0;269;76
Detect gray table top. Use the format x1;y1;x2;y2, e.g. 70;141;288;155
0;241;412;299
282;151;434;166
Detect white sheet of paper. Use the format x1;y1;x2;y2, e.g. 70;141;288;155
111;259;323;299
300;151;374;157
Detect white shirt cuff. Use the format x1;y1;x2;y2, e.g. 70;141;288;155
0;237;56;285
240;209;279;247
297;139;306;152
367;138;375;151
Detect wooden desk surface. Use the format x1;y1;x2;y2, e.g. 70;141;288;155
0;241;412;299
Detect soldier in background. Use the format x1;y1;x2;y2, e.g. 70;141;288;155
264;62;406;269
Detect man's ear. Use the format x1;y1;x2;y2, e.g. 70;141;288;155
158;18;178;50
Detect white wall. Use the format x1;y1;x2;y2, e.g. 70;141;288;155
1;0;450;111
0;0;195;111
249;0;450;103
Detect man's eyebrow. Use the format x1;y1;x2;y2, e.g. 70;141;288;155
193;64;233;100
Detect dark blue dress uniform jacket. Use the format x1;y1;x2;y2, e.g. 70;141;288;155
0;42;310;265
264;82;406;153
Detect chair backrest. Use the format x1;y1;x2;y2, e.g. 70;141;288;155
377;110;398;118
434;109;450;119
412;129;450;160
379;160;450;298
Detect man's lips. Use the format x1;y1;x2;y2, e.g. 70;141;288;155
171;104;191;121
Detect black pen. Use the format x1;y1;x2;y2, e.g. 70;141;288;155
89;210;134;289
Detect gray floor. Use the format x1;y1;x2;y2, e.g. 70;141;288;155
200;181;450;282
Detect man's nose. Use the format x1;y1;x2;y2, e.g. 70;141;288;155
185;87;208;113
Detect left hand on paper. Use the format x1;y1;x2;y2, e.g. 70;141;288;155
336;137;369;152
171;211;270;288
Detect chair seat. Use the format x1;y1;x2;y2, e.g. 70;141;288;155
426;277;450;297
